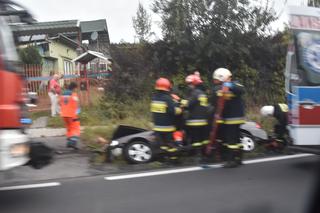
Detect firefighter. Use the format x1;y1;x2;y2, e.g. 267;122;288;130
183;72;209;150
211;68;245;168
60;82;81;150
150;78;182;160
260;103;289;150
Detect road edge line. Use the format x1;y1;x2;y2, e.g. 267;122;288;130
242;153;314;165
0;182;61;191
105;154;314;181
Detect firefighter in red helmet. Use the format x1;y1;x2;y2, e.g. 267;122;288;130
151;78;182;160
183;72;209;155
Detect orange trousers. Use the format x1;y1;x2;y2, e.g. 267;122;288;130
63;117;80;138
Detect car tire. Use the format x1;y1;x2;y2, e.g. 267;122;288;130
240;133;256;152
124;140;154;164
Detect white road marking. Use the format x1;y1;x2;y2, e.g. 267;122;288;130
0;182;61;191
105;153;315;181
243;153;314;165
105;167;209;180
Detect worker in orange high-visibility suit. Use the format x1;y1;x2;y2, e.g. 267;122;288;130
60;82;80;149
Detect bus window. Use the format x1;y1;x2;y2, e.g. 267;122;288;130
295;31;320;85
286;51;301;93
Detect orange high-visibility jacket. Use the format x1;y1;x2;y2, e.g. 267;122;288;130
60;92;79;118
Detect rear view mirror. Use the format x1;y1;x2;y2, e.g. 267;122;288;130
27;92;38;106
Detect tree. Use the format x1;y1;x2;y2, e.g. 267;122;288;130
106;43;155;101
151;0;285;103
132;3;152;43
18;46;42;65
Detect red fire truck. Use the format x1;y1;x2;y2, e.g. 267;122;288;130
0;0;52;170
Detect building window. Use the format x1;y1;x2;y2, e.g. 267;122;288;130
99;63;107;71
63;60;73;75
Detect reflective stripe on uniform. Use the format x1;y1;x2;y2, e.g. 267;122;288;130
223;120;245;124
175;107;182;115
150;101;167;113
181;99;188;107
202;140;210;145
186;119;208;126
153;125;176;132
278;103;288;113
225;144;243;149
223;92;235;99
217;117;245;125
160;146;178;152
216;91;235;99
192;142;203;147
167;148;178;152
217;91;223;97
160;146;169;150
198;94;208;107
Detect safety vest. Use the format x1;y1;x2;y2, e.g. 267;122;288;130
60;91;79;118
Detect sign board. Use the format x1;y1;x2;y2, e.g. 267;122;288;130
288;6;320;30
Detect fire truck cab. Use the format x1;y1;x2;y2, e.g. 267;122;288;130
0;0;51;170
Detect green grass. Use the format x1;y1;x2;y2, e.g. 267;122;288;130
30;110;50;120
47;116;65;128
82;126;116;143
79;95;151;143
246;106;275;134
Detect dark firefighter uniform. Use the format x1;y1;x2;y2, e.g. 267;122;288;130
184;86;209;147
151;90;182;153
211;82;245;166
273;103;289;144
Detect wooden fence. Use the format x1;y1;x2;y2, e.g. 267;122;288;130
23;65;110;110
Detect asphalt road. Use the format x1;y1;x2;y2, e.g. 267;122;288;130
0;155;319;213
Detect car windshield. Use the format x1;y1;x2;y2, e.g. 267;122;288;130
295;30;320;85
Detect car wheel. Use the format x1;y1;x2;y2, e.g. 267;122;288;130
124;140;153;164
240;134;256;152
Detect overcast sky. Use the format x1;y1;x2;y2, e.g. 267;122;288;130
14;0;306;43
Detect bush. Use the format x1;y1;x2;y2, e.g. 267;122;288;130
106;43;155;101
19;46;42;65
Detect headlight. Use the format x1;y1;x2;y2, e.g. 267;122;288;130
10;143;30;157
110;140;119;146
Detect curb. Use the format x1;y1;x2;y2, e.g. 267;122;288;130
27;126;105;138
27;128;66;138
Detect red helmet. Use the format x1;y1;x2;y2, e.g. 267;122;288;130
185;74;203;85
155;78;171;91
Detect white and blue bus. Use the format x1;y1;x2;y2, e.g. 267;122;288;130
285;6;320;153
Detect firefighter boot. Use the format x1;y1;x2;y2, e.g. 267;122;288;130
223;149;238;168
67;137;79;150
235;149;243;166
